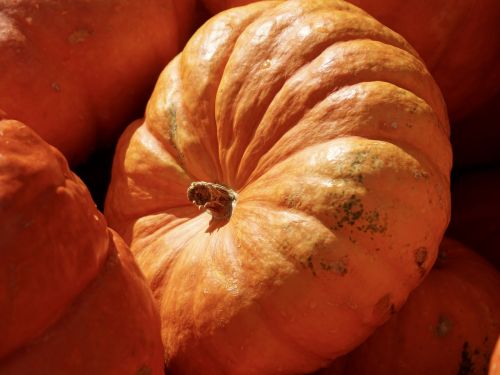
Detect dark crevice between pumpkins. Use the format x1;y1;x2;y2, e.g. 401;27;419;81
187;181;237;220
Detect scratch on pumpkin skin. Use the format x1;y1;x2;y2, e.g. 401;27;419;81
166;104;185;162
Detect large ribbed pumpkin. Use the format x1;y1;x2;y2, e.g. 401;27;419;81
317;238;500;375
203;0;500;122
0;0;195;164
105;1;452;373
0;120;164;374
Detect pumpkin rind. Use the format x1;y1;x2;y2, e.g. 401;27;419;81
317;238;500;375
105;1;452;373
0;0;195;164
0;120;164;374
203;0;500;122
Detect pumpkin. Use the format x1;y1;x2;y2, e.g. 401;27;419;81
446;168;500;269
316;238;500;375
105;1;452;373
491;337;500;375
0;119;164;374
0;0;196;164
202;0;500;122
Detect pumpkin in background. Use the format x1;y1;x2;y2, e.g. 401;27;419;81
491;337;500;375
0;0;196;164
202;0;500;122
105;1;452;373
0;120;164;374
446;167;500;269
316;238;500;375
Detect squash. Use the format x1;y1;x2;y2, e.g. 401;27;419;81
202;0;500;122
0;0;196;164
316;238;500;375
105;1;452;373
0;119;164;374
491;337;500;375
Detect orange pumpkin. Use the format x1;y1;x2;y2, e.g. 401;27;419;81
0;119;164;374
491;337;500;375
202;0;500;122
105;1;452;373
0;0;196;164
316;238;500;375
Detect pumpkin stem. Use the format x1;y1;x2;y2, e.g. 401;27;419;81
187;182;237;220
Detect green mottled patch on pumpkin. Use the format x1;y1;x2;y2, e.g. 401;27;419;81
332;194;364;230
331;194;388;236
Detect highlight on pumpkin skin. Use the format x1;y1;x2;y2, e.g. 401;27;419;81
0;120;164;374
104;1;452;373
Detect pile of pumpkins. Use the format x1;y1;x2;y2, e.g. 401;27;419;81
1;1;499;374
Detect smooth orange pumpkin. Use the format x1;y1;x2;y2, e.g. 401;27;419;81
0;0;196;164
105;1;452;373
203;0;500;122
0;119;164;374
316;238;500;375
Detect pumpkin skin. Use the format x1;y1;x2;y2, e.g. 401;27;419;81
491;337;500;375
0;120;164;374
0;0;196;164
105;1;452;373
316;238;500;375
202;0;500;122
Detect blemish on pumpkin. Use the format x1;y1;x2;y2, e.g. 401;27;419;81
320;259;348;276
415;247;428;275
262;59;272;68
136;366;152;375
306;255;317;276
435;315;452;337
332;194;364;229
373;294;392;318
413;169;429;180
332;195;388;236
68;28;91;44
458;341;474;375
51;82;61;92
435;247;448;268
